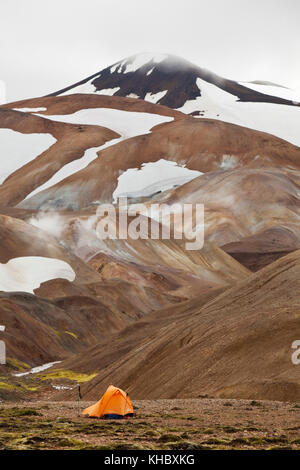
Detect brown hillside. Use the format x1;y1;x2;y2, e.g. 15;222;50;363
2;93;184;120
58;250;300;402
0;108;119;207
0;291;129;366
20;118;300;210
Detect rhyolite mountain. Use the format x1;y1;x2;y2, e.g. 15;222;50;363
0;53;300;403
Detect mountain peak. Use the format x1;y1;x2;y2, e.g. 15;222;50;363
109;52;170;74
50;52;300;112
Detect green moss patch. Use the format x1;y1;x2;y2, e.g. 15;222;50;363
40;369;97;383
6;358;31;371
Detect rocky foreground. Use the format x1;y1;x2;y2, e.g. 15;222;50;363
0;398;299;450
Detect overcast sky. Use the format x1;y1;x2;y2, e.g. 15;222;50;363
1;0;299;102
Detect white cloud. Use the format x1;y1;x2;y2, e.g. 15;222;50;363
0;1;299;101
0;80;6;104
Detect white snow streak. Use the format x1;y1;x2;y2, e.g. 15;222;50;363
14;361;61;377
13;107;47;113
145;90;168;104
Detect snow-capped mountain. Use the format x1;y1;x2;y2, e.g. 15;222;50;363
51;53;300;109
49;53;300;147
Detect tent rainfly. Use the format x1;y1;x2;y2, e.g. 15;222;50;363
82;385;134;419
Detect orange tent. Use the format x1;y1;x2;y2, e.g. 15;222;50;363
82;385;134;419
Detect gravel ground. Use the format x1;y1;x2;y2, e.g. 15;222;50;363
1;398;299;450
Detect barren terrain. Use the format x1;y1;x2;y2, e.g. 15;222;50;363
0;399;299;450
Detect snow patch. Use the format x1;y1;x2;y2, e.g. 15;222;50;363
14;361;61;377
240;82;300;103
146;67;155;76
37;108;173;139
113;159;202;202
13;107;47;113
127;93;140;99
0;129;57;184
177;77;300;146
0;256;75;294
96;87;120;96
63;81;120;96
61;81;97;95
52;384;74;390
110;63;119;73
145;90;168;104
